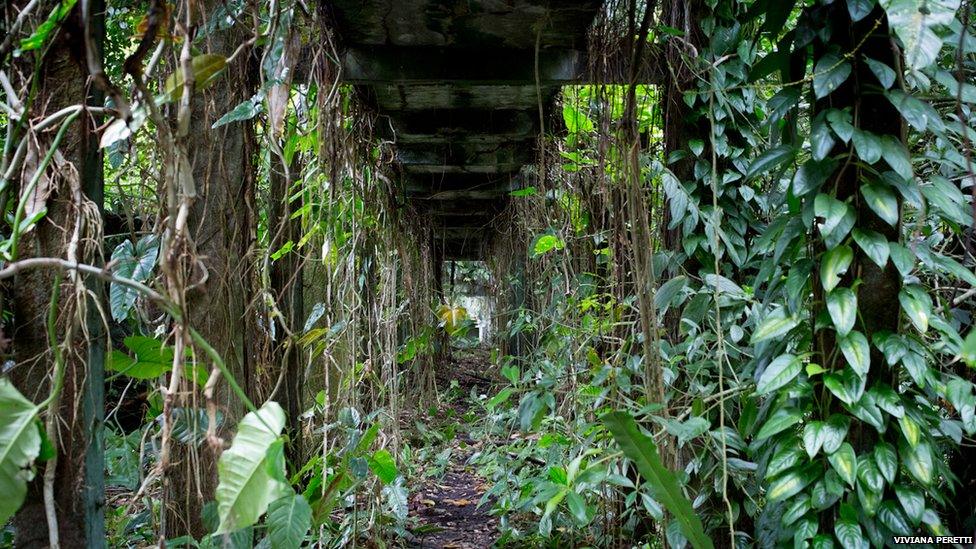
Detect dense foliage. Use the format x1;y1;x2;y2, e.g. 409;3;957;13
0;0;974;547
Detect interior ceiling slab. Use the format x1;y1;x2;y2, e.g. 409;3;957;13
325;0;604;259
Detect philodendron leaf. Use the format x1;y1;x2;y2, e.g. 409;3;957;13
215;401;290;534
815;194;856;249
851;228;889;268
110;234;160;321
881;0;961;71
899;285;931;333
821;244;853;292
267;493;312;549
756;408;803;441
602;412;713;549
827;288;857;336
861;181;900;226
813;53;852;99
751;307;800;344
757;354;802;395
839;331;871;378
828;442;858;487
0;379;41;526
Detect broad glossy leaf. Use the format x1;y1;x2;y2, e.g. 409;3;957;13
860;182;900;226
900;439;933;485
857;456;885;494
814;54;852;99
824;369;865;405
898;414;921;447
847;0;877;20
756;408;803;441
751;307;800;344
880;136;912;179
823;415;851;454
881;0;961;71
757;354;802;395
794;159;837;195
878;500;913;535
811;116;836;161
895;485;924;525
864;56;897;89
267;494;311;549
804;421;826;458
839;331;871;378
216;401;290;533
821;245;853;292
851;228;889;268
767;444;805;479
746;144;796;180
898;285;931;333
835;519;867;549
815;194;856;248
602;412;712;549
0;380;41;526
767;465;817;502
827;288;857;336
828;442;858;487
874;442;897;484
368;449;398;484
110;234;160;321
852;129;882;164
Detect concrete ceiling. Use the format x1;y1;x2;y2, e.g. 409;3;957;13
324;0;605;259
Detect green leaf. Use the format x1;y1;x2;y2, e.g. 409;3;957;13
827;288;857;336
834;519;867;549
839;331;871;378
821;245;853;292
895;485;924;525
864;56;897;89
827;109;855;143
110;234;160;321
368;449;398;484
878;500;913;535
267;494;311;549
815;194;856;249
881;0;960;71
767;445;805;479
847;0;877;20
851;229;889;268
163;54;228;102
874;442;897;484
803;421;826;458
811;116;836;161
532;233;565;257
746;144;796;179
823;415;851;456
18;0;78;51
899;285;931;333
509;186;537;197
880;136;913;179
0;379;41;526
213;95;263;129
860;181;899;226
602;412;712;549
814;54;852;99
852;129;882;164
828;443;858;487
900;439;933;485
756;408;803;441
566;491;592;525
752;307;801;344
757;354;802;395
216;401;290;533
794;159;837;196
824;369;864;405
767;465;817;501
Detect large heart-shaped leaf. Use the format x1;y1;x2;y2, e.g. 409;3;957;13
267;493;312;549
0;380;41;526
821;245;853;292
216;401;290;533
881;0;960;71
757;354;802;395
110;234;160;321
827;288;857;336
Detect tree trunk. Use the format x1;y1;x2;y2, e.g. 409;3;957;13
164;4;259;538
6;4;105;547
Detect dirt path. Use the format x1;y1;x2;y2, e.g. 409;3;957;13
406;351;499;548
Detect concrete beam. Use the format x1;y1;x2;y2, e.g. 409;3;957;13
342;46;664;86
396;141;535;168
376;109;537;144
